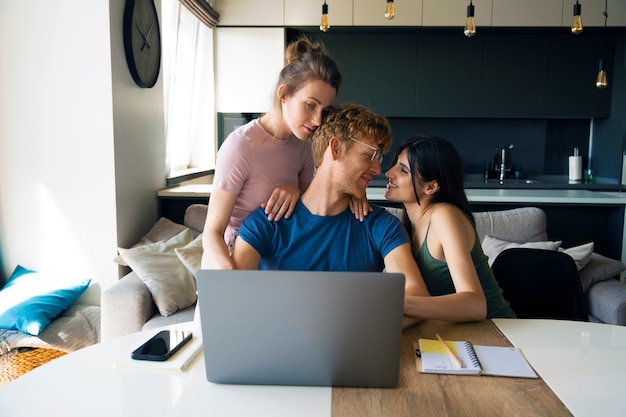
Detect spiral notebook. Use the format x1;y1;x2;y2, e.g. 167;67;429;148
415;339;538;378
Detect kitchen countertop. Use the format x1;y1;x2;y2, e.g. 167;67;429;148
159;184;626;205
463;174;623;191
370;174;623;191
367;187;626;205
158;184;213;197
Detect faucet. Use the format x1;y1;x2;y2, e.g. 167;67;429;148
499;144;514;183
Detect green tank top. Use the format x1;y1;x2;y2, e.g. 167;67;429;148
413;222;515;319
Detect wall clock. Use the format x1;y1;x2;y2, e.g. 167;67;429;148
123;0;162;88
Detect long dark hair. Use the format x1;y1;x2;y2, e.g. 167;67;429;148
390;135;474;233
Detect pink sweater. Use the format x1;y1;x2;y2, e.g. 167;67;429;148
213;118;314;246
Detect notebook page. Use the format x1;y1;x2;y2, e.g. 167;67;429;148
473;345;538;378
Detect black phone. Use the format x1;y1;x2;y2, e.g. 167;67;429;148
131;330;192;362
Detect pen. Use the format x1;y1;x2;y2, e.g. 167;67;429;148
436;333;463;368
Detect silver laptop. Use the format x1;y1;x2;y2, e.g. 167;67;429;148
196;270;405;388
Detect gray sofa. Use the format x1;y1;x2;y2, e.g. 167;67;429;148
101;205;626;340
101;204;208;341
471;207;626;324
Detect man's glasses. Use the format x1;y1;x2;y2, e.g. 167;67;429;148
350;138;383;164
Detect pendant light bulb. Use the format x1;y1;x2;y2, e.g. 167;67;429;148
464;2;476;37
385;0;395;20
320;1;330;32
571;1;583;34
596;59;608;89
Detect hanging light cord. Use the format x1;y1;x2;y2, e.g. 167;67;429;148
603;0;608;27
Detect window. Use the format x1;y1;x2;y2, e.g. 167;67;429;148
162;0;216;179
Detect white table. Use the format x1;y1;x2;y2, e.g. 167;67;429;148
0;322;330;417
494;318;626;417
1;319;625;417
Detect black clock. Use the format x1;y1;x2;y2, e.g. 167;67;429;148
123;0;162;88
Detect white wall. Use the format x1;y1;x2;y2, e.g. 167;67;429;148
0;0;166;293
109;0;167;256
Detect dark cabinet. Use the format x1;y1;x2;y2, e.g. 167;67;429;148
302;30;613;118
547;35;612;118
481;35;550;117
159;197;208;225
348;34;418;117
311;33;354;105
415;34;484;117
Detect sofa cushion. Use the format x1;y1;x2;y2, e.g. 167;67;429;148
0;304;100;353
578;252;626;293
142;305;196;331
474;207;548;244
118;229;197;317
117;226;194;264
482;235;562;266
184;204;209;235
586;279;626;325
175;233;203;277
0;265;91;336
114;217;189;265
559;242;594;271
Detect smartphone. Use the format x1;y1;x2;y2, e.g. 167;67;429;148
131;330;192;361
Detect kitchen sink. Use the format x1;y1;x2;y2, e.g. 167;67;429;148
483;179;542;184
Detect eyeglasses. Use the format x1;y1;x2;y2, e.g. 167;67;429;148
350;138;383;164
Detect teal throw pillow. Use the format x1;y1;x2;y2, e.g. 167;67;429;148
0;265;91;336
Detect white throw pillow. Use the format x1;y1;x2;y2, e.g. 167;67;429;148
482;235;562;266
113;217;188;265
175;233;203;278
559;242;594;271
118;229;197;316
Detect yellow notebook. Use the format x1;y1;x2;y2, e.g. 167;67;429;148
415;338;537;378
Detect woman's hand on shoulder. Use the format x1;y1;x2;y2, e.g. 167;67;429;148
349;196;372;222
262;184;300;221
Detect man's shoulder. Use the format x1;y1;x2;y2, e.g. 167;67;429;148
363;205;406;236
364;205;410;248
368;204;403;223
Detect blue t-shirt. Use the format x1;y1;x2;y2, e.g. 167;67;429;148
237;201;410;271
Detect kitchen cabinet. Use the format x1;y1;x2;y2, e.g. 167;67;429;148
422;0;492;27
348;34;418;117
480;35;550;117
215;0;284;26
492;0;563;27
560;0;626;27
306;30;613;118
353;0;422;26
285;0;353;27
415;34;484;117
308;32;417;115
306;32;354;104
547;35;612;117
215;28;285;113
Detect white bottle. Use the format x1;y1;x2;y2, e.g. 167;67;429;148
568;147;582;182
